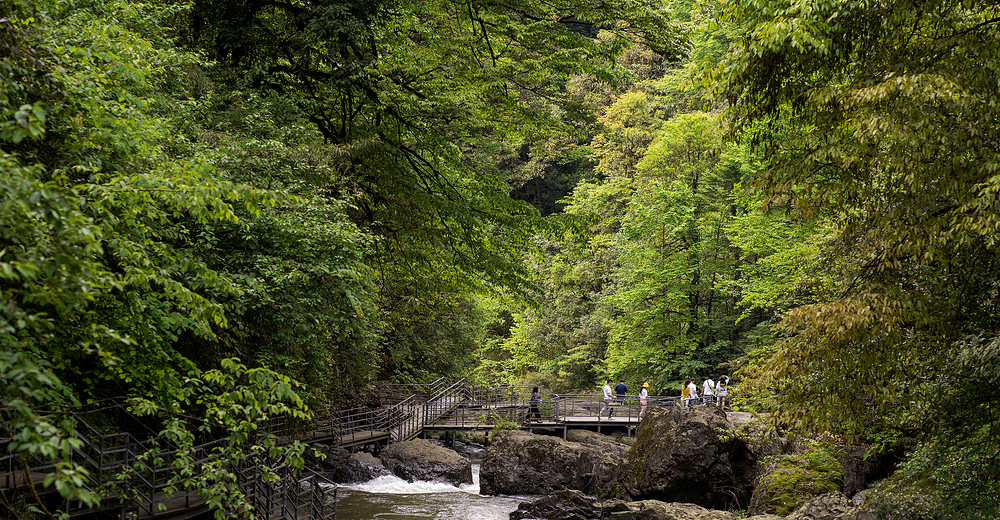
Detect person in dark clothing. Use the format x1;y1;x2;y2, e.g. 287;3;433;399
615;379;628;398
614;379;628;417
527;386;541;423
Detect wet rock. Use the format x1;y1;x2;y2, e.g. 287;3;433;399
307;444;392;483
309;443;350;471
480;430;625;495
380;438;473;485
508;490;623;520
607;406;755;510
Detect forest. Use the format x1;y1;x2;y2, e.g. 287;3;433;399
1;0;998;518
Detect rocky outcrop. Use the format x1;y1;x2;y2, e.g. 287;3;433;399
508;489;740;520
839;446;873;498
607;405;755;509
785;492;875;520
432;439;485;461
480;430;625;495
380;438;473;486
508;489;866;520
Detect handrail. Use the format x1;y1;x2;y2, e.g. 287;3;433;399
3;408;338;520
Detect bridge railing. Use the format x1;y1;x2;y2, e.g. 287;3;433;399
415;378;469;437
467;384;532;407
549;394;685;422
376;382;434;406
240;458;337;520
381;394;421;442
2;408;339;520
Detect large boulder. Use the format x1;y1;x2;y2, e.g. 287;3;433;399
344;452;394;482
839;446;871;498
480;430;625;495
748;441;843;517
379;438;473;485
508;490;738;520
607;405;755;509
308;444;393;483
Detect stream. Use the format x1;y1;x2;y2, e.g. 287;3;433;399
332;464;537;520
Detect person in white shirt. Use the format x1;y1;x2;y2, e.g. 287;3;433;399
639;383;649;420
702;375;716;406
717;375;729;410
602;379;614;418
686;379;699;407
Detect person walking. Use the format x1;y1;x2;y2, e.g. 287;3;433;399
686;379;699;407
639;383;649;420
602;379;615;419
717;375;729;410
614;379;628;418
702;374;716;406
527;386;541;423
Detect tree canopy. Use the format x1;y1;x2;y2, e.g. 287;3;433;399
707;0;1000;515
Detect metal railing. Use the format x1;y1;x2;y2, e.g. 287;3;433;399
1;409;338;520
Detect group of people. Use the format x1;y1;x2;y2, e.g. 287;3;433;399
529;374;731;425
600;379;651;420
680;374;729;409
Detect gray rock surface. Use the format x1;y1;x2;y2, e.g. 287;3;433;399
509;490;737;520
480;430;625;495
566;429;629;450
607;405;755;509
380;438;473;485
785;492;876;520
345;452;393;482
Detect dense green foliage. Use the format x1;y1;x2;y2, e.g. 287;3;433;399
4;0;1000;516
705;0;1000;516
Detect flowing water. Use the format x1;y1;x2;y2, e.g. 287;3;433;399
332;464;537;520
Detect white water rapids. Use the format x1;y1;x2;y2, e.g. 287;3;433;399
330;464;538;520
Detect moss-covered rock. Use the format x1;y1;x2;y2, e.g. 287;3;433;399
749;440;844;516
606;406;756;509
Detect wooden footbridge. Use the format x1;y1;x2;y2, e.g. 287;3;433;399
1;378;691;520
